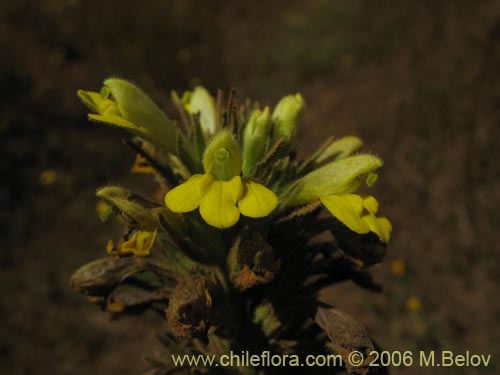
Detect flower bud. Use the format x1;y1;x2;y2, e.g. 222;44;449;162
202;131;242;181
183;86;217;137
242;107;271;176
271;93;305;147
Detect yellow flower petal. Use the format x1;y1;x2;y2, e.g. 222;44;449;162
165;174;213;213
363;196;379;215
120;229;158;256
77;90;104;112
134;229;158;256
238;181;278;218
199;176;243;228
362;214;392;243
320;194;370;234
89;114;142;132
77;90;121;115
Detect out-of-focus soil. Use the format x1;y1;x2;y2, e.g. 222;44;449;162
1;1;499;374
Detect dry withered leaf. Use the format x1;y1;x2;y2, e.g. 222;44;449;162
70;256;144;295
227;232;280;291
314;305;375;375
106;284;169;314
165;275;215;341
327;219;387;268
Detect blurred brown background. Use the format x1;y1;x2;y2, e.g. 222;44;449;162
1;0;499;374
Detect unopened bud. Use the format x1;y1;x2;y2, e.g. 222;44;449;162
183;86;217;136
271;93;305;147
242;107;271;176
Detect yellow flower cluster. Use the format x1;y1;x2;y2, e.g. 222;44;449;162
79;78;392;243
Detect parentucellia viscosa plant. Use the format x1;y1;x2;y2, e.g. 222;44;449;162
71;78;392;375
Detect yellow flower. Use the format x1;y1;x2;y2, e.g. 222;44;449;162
78;78;177;152
107;228;158;257
320;194;392;243
164;131;278;228
291;154;383;204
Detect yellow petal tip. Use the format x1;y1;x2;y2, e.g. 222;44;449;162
238;181;278;218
